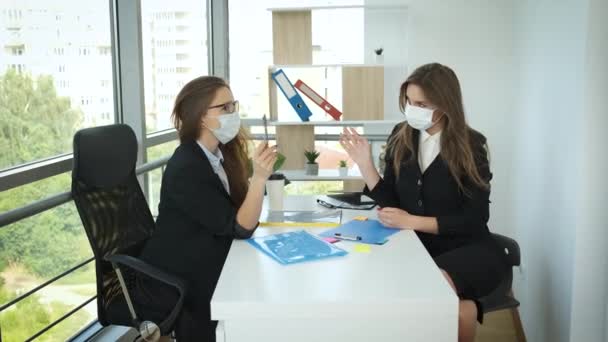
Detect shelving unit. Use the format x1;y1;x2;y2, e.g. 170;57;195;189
268;6;396;191
269;64;385;125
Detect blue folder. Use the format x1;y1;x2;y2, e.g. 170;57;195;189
248;230;347;265
271;69;312;122
319;219;400;245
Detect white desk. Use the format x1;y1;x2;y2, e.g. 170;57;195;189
211;196;458;342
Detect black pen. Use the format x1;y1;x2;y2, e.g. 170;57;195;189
263;114;269;142
334;233;362;241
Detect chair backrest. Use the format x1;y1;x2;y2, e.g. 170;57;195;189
492;233;521;267
480;233;522;313
71;124;156;326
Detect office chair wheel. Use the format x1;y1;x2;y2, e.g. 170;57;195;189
139;320;161;342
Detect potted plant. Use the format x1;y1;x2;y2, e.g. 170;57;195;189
273;152;287;173
338;160;348;177
304;149;320;176
374;47;384;64
247;151;287;178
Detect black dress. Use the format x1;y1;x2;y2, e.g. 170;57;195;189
136;140;255;341
364;123;508;322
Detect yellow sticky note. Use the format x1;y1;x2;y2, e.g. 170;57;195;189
353;244;371;253
353;216;368;221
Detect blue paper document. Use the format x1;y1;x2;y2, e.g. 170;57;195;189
248;230;347;265
319;219;400;245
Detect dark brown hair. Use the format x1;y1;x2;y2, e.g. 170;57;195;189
388;63;489;194
171;76;250;206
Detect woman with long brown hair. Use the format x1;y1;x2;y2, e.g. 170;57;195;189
340;63;508;342
137;76;276;341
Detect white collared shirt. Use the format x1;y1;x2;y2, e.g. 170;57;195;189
196;141;230;194
418;130;442;173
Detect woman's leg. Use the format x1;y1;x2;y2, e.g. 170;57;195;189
441;270;478;342
459;299;478;342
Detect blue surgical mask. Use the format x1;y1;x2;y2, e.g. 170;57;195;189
206;113;241;144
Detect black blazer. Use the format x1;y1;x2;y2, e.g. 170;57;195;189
140;140;254;312
365;123;492;255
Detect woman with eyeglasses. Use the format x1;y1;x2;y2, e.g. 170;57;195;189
136;76;277;341
340;63;508;342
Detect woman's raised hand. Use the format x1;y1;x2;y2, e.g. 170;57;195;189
251;141;277;181
339;127;373;168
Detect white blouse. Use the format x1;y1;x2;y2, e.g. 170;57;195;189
418;130;442;173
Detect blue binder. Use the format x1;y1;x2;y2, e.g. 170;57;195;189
248;230;347;265
319;219;400;245
271;69;312;122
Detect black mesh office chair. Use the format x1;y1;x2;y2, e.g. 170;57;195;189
479;233;521;313
72;124;186;341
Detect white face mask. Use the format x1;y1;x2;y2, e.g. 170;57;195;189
205;112;241;144
404;102;436;131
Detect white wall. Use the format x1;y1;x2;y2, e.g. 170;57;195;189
568;0;608;340
366;0;608;341
512;0;608;340
363;6;408;119
386;0;519;239
364;1;608;340
510;0;591;340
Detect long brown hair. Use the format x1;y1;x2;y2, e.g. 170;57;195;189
388;63;489;194
171;76;250;206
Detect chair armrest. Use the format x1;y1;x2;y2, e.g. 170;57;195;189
105;254;187;334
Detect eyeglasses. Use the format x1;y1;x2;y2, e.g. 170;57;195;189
209;100;239;114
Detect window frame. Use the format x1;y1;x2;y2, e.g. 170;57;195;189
0;0;218;340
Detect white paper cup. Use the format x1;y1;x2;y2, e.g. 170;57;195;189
266;179;285;211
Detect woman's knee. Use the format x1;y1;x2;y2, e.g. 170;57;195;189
459;300;477;322
440;269;457;293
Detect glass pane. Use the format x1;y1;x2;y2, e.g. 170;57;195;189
0;172;71;212
41;299;97;342
0;268;96;342
314;141;351;170
285;181;343;195
0;201;94;341
146;140;180;216
0;1;115;171
228;1;273;119
141;0;209;133
248;125;276;137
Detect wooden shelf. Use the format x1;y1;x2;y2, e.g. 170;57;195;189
268;4;407;12
270;64;384;69
269;120;401;126
268;5;364;12
280;168;363;181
